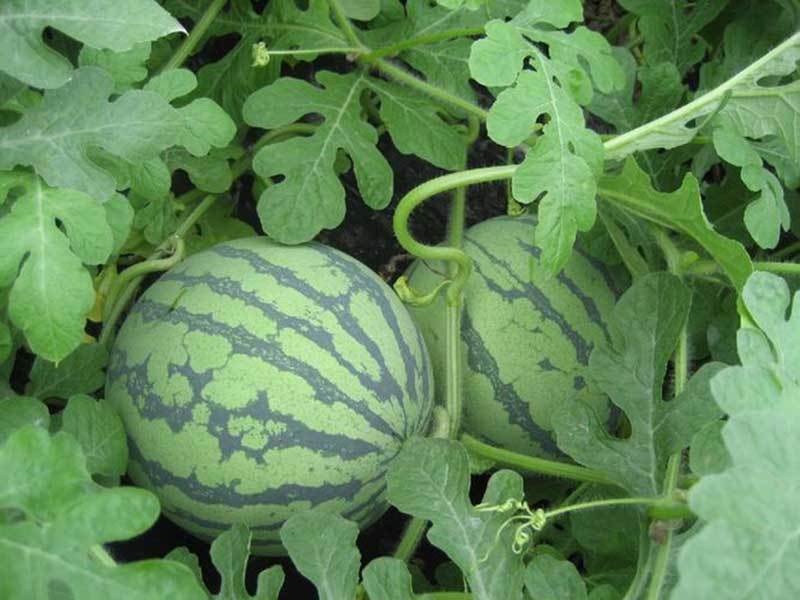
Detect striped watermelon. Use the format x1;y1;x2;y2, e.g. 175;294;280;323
106;238;433;555
406;215;619;458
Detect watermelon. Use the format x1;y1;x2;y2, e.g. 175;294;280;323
406;215;619;458
106;238;433;555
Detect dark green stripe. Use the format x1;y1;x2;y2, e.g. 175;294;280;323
129;298;401;440
129;435;388;508
461;311;560;455
165;482;388;535
109;353;383;463
466;235;594;365
515;240;611;342
160;269;406;410
212;244;429;438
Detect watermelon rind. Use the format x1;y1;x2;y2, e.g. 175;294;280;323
106;237;433;555
406;215;619;458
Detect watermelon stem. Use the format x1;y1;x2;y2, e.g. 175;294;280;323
393;165;516;305
393;516;429;563
159;0;227;73
459;434;615;486
99;195;217;346
645;231;691;600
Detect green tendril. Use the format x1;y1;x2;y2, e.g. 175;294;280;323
393;275;450;306
475;500;548;561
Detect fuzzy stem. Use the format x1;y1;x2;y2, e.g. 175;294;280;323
545;496;692;521
604;31;800;158
752;260;800;276
266;47;361;57
367;58;488;121
99;196;217;346
160;0;227;72
328;0;367;50
393;165;516;304
645;233;692;600
445;183;467;438
364;27;485;60
101;238;185;323
393;517;429;563
460;434;615;485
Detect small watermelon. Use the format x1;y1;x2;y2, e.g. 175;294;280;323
406;215;619;458
106;238;433;555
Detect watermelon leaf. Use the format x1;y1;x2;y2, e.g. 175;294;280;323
387;437;526;600
616;0;729;75
0;397;50;445
0;425;206;600
598;158;753;292
61;395;128;482
280;509;361;600
0;0;184;89
243;71;393;244
210;524;285;600
162;0;291;126
78;42;153;94
469;0;624;273
553;273;724;497
0;67;235;202
0;171;114;362
524;554;588;600
362;557;417;600
26;343;109;401
675;273;800;598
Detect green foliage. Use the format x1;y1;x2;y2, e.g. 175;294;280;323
26;343;108;400
554;273;724;496
1;0;800;598
0;425;205;600
281;510;361;600
617;0;730;75
387;438;526;600
0;0;183;88
0;67;235;201
469;0;624;272
0;171;114;361
598;158;753;291
244;72;393;243
675;272;800;598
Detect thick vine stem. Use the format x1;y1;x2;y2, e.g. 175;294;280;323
444;180;468;439
362;27;485;60
99;196;217;346
544;496;693;521
101;237;185;323
752;260;800;276
604;31;800;158
460;434;615;486
328;0;368;51
160;0;227;72
392;165;516;305
367;58;489;121
644;233;691;600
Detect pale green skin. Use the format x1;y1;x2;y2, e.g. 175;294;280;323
407;216;618;458
106;238;433;555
